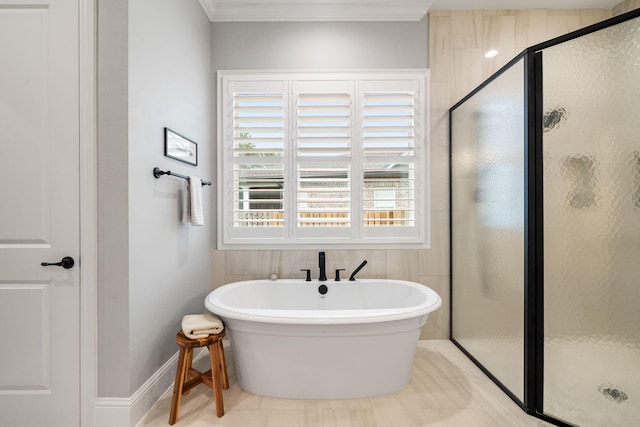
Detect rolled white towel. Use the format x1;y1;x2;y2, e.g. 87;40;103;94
182;313;224;339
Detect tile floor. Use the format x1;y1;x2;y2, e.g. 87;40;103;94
138;340;550;427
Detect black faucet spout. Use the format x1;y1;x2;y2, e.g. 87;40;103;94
319;251;327;281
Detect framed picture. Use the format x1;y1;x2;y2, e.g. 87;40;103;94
164;127;198;166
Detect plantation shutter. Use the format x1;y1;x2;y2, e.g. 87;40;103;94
218;72;428;248
293;81;354;238
224;80;288;239
359;80;424;239
362;91;415;156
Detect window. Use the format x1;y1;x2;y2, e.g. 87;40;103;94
218;71;429;248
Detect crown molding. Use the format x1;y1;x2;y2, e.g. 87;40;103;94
198;0;431;22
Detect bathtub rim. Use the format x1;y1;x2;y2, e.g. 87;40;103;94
205;278;442;325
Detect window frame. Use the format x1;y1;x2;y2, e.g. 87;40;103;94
217;70;430;249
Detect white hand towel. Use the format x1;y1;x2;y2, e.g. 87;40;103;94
189;176;204;226
182;313;224;339
181;179;191;224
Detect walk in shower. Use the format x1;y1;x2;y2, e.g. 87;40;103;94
450;10;640;427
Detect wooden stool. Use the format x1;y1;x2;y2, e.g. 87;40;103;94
168;329;229;424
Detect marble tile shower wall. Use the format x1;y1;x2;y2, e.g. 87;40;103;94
212;4;637;341
614;0;640;15
429;8;612;114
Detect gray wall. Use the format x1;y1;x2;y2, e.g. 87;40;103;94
97;0;212;397
97;0;131;398
211;20;428;70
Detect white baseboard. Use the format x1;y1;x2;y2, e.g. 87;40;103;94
94;348;208;427
94;397;131;427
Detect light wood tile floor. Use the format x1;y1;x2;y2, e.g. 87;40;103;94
137;340;550;427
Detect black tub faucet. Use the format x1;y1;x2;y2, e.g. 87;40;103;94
319;251;327;281
349;260;368;281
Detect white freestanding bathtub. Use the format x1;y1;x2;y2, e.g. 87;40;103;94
205;279;442;399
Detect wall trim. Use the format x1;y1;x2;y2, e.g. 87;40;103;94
80;0;98;426
95;349;208;427
198;0;431;22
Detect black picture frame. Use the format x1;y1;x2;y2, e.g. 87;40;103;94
164;127;197;166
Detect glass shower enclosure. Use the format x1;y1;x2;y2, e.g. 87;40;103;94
450;10;640;427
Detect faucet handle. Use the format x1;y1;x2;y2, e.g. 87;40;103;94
300;269;311;282
335;269;345;281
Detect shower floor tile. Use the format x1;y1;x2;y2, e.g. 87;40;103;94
136;340;549;427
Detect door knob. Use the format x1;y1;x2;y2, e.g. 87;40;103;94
41;256;75;269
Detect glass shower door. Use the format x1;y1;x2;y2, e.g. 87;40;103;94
542;16;640;426
451;59;525;402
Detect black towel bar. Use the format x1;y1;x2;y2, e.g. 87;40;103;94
153;167;212;186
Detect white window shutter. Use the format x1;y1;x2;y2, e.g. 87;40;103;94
222;80;288;241
296;92;352;157
218;72;428;248
293;81;354;237
362;91;416;156
359;80;424;239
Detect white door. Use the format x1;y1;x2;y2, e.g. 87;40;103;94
0;1;81;426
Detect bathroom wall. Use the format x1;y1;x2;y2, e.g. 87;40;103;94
209;19;451;340
128;0;213;395
614;0;640;15
429;8;612;113
97;0;213;403
97;0;130;398
210;20;428;70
